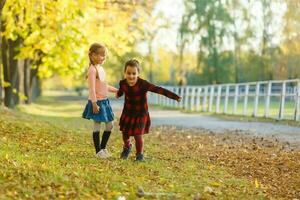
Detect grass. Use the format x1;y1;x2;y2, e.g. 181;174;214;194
0;91;299;199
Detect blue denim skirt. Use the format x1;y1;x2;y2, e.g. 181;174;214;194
82;99;114;122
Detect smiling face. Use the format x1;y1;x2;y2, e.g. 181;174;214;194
90;48;106;65
125;65;139;86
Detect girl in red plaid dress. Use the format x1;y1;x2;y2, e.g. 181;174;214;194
116;59;181;161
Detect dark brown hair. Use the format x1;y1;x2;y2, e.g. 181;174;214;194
124;59;140;72
88;43;107;65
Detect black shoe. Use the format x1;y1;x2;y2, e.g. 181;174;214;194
135;153;144;161
120;145;132;159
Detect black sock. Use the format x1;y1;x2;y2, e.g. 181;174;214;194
100;131;111;149
92;131;100;153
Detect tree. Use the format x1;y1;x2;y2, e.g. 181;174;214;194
1;0;158;107
280;0;300;79
182;0;233;84
177;13;192;85
260;0;275;81
1;0;91;106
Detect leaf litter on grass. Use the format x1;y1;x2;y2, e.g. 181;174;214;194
151;126;300;199
1;104;299;199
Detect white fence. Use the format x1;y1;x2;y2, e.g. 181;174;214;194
148;79;300;121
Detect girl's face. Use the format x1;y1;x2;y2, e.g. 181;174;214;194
91;48;106;65
125;65;139;86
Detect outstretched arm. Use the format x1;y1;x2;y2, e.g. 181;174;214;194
108;85;118;93
146;81;180;101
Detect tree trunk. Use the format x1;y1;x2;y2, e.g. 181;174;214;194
8;39;20;105
178;41;186;85
2;37;13;107
0;61;2;105
233;20;240;83
2;42;12;107
30;66;41;103
0;0;6;105
2;36;21;108
31;75;41;102
261;0;272;81
18;59;24;104
148;35;154;83
0;38;2;105
0;0;5;11
24;59;31;104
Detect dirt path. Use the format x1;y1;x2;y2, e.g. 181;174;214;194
111;100;300;146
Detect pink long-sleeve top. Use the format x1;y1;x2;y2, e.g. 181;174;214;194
87;64;118;102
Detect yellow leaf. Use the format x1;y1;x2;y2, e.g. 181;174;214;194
211;182;221;187
255;179;260;188
208;165;214;170
3;81;11;87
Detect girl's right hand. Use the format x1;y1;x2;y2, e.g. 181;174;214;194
92;102;100;113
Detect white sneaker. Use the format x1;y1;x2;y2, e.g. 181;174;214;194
103;149;111;158
96;149;110;158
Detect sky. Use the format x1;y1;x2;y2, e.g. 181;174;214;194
152;0;185;52
137;0;185;54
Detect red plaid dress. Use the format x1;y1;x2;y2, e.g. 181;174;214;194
117;77;180;136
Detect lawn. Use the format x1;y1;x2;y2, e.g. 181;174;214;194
0;91;299;199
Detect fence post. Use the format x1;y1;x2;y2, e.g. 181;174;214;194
153;93;157;105
158;93;161;105
179;86;184;109
164;87;168;107
243;84;249;116
154;92;157;105
166;87;170;107
169;87;174;107
190;87;196;111
171;87;176;107
253;82;260;117
216;85;222;113
208;85;214;112
184;86;190;110
174;87;179;108
148;93;152;104
162;90;166;107
264;81;272;118
294;79;300;121
233;84;239;114
279;81;286;120
223;84;230;114
168;87;172;107
195;87;201;111
202;86;208;112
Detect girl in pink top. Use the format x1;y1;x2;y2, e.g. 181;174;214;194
82;43;118;158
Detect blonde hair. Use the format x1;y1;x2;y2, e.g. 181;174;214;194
88;43;107;65
86;43;107;79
